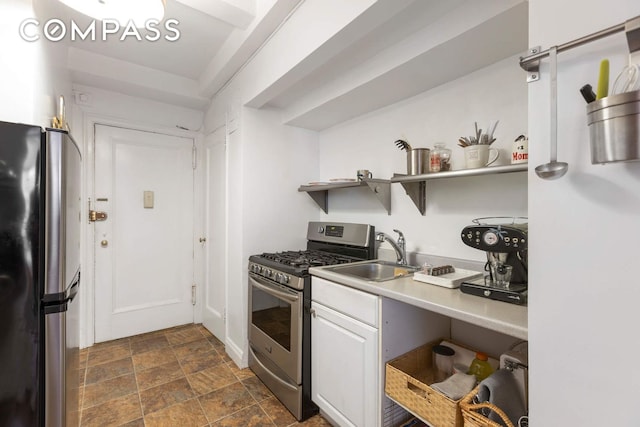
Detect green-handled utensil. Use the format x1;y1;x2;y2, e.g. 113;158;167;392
596;59;609;100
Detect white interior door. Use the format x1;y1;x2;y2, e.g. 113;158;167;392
94;124;195;342
202;128;226;341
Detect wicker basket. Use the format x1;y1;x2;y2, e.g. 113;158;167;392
385;339;466;427
459;386;515;427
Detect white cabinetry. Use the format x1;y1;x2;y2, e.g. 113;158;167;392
311;276;450;427
311;277;380;427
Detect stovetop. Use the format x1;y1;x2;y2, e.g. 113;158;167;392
250;250;360;275
249;222;376;281
261;250;357;268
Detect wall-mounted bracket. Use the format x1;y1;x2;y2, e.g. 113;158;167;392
520;46;541;82
392;174;426;215
307;191;328;214
627;16;640;64
363;180;391;215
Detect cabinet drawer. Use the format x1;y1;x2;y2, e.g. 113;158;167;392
312;277;379;327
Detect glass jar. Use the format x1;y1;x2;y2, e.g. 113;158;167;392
468;351;494;382
429;143;451;172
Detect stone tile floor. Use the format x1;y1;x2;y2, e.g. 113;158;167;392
78;323;331;427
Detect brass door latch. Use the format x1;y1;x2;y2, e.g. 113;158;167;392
89;210;108;222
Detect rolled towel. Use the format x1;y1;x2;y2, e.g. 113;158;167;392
431;372;476;400
476;369;526;427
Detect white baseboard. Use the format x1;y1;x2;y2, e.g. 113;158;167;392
225;337;248;369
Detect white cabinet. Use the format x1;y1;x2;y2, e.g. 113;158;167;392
311;277;380;427
311;302;378;427
311;277;449;427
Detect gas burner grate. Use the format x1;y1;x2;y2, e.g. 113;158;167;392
260;250;356;268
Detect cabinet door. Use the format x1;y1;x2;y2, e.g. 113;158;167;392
311;301;378;427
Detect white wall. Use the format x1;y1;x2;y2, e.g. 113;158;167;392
206;60;320;367
0;0;68;126
224;106;318;365
71;84;204;132
204;0;369;367
317;55;528;262
206;1;529;367
529;1;640;425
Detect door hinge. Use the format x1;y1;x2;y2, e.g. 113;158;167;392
223;308;226;322
191;284;196;305
192;145;197;169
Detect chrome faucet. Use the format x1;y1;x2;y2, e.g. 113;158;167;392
376;229;407;265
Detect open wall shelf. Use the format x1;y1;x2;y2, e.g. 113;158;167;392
299;165;526;215
298;179;391;214
391;164;528;215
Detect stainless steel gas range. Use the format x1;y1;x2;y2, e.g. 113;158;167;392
248;222;376;421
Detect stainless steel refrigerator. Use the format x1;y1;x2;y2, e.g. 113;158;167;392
0;121;82;426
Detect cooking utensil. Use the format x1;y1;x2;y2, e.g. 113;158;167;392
487;120;499;142
580;84;597;103
395;139;411;151
612;63;640;94
596;59;610;100
535;46;569;180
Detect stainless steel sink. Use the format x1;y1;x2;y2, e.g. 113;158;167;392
325;260;420;282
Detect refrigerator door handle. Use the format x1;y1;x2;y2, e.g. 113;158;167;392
43;268;80;305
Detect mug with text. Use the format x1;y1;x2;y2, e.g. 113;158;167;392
463;145;499;169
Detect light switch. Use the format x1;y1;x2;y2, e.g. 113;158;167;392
143;191;154;208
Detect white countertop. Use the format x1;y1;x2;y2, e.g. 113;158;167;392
309;262;528;340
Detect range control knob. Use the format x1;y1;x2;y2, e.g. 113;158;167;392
276;274;289;284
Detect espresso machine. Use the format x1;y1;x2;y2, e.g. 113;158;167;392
460;217;528;305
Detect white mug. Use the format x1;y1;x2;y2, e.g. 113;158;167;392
464;145;499;169
511;135;528;164
357;169;372;181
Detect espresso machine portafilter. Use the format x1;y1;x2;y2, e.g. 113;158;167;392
459;218;528;305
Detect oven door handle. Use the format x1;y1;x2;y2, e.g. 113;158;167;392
249;275;299;303
249;347;298;392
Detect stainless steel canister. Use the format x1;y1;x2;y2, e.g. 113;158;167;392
586;89;640;164
407;148;430;175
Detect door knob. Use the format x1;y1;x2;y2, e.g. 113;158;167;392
199;237;207;243
101;240;108;247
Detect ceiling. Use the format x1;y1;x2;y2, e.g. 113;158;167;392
30;0;528;129
54;1;236;80
33;0;300;109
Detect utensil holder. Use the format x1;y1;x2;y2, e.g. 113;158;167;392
586;89;640;164
407;148;430;175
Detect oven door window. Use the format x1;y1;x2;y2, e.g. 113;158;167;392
250;276;300;352
252;290;291;351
